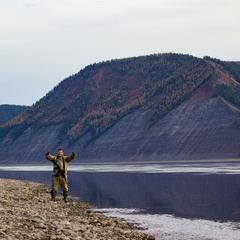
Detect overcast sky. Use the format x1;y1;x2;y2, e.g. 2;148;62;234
1;0;239;106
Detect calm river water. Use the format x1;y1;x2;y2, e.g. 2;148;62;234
1;161;240;239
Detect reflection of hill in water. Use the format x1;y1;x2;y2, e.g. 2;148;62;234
0;168;240;221
69;172;240;221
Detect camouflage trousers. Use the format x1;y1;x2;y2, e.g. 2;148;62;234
51;175;68;198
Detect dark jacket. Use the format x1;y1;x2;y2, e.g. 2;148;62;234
45;152;76;181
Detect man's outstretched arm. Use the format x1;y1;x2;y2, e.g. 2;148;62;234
65;152;76;163
45;152;55;162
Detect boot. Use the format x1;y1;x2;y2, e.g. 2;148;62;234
51;190;57;201
63;190;68;202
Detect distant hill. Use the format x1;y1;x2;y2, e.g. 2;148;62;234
0;104;29;126
0;53;240;164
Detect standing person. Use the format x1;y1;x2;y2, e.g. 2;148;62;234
45;149;76;202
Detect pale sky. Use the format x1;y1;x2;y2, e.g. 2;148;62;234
1;0;239;106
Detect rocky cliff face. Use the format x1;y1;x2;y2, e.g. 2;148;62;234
75;82;240;162
0;54;240;164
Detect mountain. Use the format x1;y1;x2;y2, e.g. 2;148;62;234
0;104;29;126
0;53;240;164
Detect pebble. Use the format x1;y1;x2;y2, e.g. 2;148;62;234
0;178;155;239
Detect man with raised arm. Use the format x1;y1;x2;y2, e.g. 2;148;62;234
45;149;76;202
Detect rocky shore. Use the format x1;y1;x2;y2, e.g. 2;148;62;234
0;178;155;240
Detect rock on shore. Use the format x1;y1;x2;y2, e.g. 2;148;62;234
0;178;155;240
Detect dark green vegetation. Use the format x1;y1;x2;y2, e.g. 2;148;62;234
214;84;240;109
204;56;240;105
205;56;240;122
1;53;239;145
0;104;29;126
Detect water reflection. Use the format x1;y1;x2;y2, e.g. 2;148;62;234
0;163;240;222
68;172;240;221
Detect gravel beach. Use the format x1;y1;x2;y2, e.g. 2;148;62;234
0;178;155;240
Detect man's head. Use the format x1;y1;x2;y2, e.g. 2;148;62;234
57;148;64;157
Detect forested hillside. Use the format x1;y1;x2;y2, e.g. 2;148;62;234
0;53;214;144
1;53;240;163
0;104;29;126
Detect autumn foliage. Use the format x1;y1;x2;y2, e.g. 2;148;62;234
0;53;217;143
